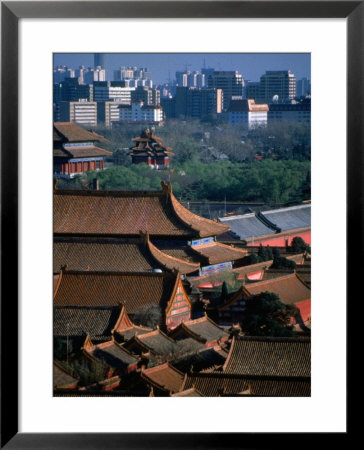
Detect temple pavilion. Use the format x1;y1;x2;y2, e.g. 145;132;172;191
53;122;112;179
128;128;174;169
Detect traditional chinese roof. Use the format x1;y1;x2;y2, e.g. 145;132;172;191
129;128;174;158
182;372;310;397
53;270;189;320
53;235;199;275
242;273;311;305
261;204;311;232
54;122;109;143
124;329;178;357
219;204;311;240
223;336;311;378
169;315;229;345
140;363;185;394
112;305;153;342
191;242;248;265
173;345;229;373
171;387;204;397
53;182;230;238
53;362;79;389
54;306;121;342
53;146;112;159
84;339;139;371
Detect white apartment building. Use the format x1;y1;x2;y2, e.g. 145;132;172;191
94;83;135;103
118;101;164;124
58;100;98;126
228;98;268;128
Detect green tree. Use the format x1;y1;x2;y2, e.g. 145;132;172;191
291;236;311;254
242;291;298;337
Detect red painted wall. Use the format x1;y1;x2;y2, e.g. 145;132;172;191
247;231;311;247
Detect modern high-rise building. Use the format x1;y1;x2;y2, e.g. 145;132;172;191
296;77;311;97
53;66;75;83
207;71;244;110
113;66;152;87
245;81;260;101
173;86;222;119
93;81;135;103
131;86;160;106
258;70;296;103
57;100;98;126
54;78;93;102
94;53;106;69
83;66;106;84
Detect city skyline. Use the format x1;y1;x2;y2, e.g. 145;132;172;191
53;53;311;84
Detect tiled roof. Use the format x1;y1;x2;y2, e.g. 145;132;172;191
53;237;159;273
219;213;273;240
261;204;311;232
54;122;107;143
125;329;178;356
172;345;228;373
114;326;153;342
157;245;204;264
218;204;311;240
171;387;204;397
141;363;185;394
170;315;229;345
183;373;310;397
223;336;311;378
54;306;121;341
85;340;138;370
53;362;79;389
112;305;153;341
53;270;179;315
191;242;248;265
54;183;229;238
148;239;200;274
243;273;311;305
53;235;199;275
53;146;112;159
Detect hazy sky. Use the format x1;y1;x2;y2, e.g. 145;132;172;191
53;53;310;84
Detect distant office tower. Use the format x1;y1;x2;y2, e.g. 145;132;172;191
53;66;75;83
201;68;215;78
175;71;189;87
93;81;135;104
131;86;160;106
94;53;106;69
258;70;296;103
83;66;106;84
207;71;244;110
245;81;261;101
174;87;223;119
57;100;98;126
296;78;311;97
113;66;152;87
54;78;93;102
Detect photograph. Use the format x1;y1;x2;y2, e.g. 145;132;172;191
52;52;311;397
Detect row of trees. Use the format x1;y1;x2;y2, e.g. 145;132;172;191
59;158;310;204
94;118;310;164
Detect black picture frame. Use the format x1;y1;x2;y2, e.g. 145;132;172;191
1;1;358;448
